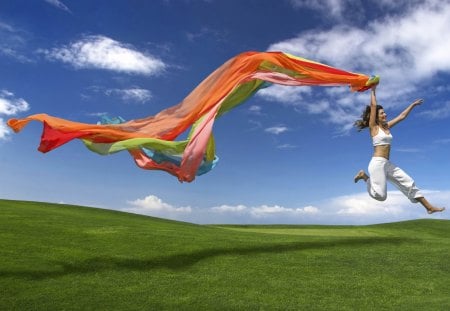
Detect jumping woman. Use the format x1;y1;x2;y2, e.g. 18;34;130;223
354;85;445;214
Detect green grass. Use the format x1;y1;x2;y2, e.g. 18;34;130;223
0;199;449;310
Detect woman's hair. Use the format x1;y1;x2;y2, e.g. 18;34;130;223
354;104;384;131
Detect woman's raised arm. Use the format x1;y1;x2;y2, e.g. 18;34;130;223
388;99;423;128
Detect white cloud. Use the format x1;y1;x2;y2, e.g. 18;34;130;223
128;195;191;214
321;190;449;224
265;126;289;135
335;193;406;215
0;90;30;116
121;191;449;225
0;118;9;140
105;88;153;103
0;90;30;140
264;1;450;130
257;84;311;104
122;194;323;224
212;204;248;213
41;35;166;75
44;0;71;13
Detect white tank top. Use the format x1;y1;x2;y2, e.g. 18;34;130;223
372;127;393;146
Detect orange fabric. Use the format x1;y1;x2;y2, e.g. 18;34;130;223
7;51;376;181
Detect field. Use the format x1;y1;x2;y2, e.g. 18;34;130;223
0;199;449;310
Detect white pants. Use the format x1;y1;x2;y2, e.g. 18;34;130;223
367;157;423;203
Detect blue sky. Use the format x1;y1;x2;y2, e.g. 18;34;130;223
1;0;449;225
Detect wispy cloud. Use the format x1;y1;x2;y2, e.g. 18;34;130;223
276;143;297;150
121;191;449;225
0;90;30;140
248;105;263;115
185;27;227;43
265;126;289;135
257;84;311;104
105;88;153;104
288;0;365;22
44;0;71;13
395;147;421;153
434;138;450;145
86;86;153;104
418;101;450;120
288;0;432;23
41;35;167;75
0;21;31;62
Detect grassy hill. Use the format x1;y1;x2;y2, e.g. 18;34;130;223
0;199;449;310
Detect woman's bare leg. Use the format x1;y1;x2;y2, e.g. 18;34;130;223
416;197;445;214
354;170;369;183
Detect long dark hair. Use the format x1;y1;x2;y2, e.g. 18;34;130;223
354;105;384;131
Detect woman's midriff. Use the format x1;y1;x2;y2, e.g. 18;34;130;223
373;145;390;159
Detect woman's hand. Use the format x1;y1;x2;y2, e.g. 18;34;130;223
412;99;424;106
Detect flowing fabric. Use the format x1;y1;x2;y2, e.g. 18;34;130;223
8;51;378;182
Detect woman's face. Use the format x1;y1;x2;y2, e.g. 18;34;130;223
377;109;387;123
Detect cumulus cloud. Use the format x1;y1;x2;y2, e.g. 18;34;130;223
0;90;30;140
316;190;449;224
125;195;192;219
122;191;449;225
0;90;29;115
283;1;450;82
41;35;166;75
125;195;321;224
263;1;450;130
212;204;248;213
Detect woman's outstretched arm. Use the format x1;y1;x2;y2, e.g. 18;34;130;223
388;98;423;128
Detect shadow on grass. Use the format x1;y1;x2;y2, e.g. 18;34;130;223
1;237;413;280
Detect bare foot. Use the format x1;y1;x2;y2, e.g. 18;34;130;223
354;170;368;183
427;206;445;214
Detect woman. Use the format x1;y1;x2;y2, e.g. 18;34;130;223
354;85;445;214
